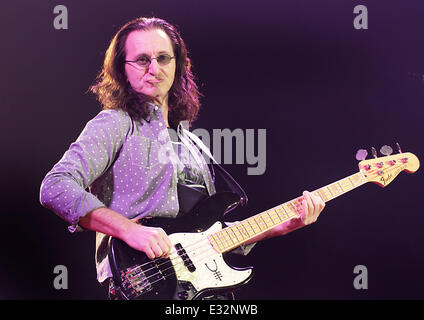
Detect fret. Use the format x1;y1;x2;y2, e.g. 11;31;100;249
292;199;302;214
262;211;274;227
208;234;218;250
228;226;241;243
317;189;327;202
274;207;286;222
216;238;226;252
348;176;355;188
238;222;249;238
279;205;290;219
274;207;285;221
231;224;245;241
217;229;231;247
261;214;271;228
254;216;266;231
331;183;341;196
246;218;258;235
294;198;303;211
286;202;297;215
209;233;224;252
271;208;283;224
326;186;334;198
339;178;351;192
352;173;363;185
257;210;280;230
333;183;340;195
209;233;222;249
235;224;247;241
223;229;236;245
337;181;345;193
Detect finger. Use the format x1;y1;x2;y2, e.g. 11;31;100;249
304;191;315;210
303;191;314;221
300;199;312;224
151;243;163;258
145;247;155;260
163;237;173;257
310;193;325;217
159;230;173;253
157;229;173;257
157;238;172;258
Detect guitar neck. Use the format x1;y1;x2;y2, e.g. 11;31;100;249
208;171;368;254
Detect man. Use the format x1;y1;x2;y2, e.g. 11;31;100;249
40;17;325;299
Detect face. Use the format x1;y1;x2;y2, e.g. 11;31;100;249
124;29;176;106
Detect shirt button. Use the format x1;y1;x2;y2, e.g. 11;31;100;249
159;122;163;127
154;105;159;111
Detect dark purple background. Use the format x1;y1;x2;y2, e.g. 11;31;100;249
1;0;423;299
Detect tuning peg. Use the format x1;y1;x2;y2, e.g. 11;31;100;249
355;149;368;161
396;142;402;153
371;147;378;158
380;145;393;156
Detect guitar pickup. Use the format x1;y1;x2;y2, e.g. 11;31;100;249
175;243;196;272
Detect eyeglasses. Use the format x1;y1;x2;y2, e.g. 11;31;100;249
125;53;175;68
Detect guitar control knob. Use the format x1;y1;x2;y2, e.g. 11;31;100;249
178;291;189;300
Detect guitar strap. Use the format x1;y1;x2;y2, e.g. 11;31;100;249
180;128;248;212
176;124;216;196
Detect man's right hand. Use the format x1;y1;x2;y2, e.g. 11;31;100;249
123;223;173;259
79;207;173;260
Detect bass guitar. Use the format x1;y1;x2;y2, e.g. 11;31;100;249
108;147;419;300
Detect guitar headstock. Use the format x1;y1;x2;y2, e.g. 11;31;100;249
357;146;420;187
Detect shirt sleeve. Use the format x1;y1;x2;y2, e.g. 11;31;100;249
39;109;131;232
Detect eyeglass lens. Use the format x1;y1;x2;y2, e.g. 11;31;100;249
136;54;173;67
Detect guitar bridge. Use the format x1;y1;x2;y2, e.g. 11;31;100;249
120;266;153;298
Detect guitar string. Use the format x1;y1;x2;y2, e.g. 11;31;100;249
123;164;400;291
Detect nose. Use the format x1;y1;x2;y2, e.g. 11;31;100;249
147;58;160;76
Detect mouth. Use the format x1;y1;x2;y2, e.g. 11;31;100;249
145;78;162;84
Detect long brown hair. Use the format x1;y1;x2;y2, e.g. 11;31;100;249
90;17;201;128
